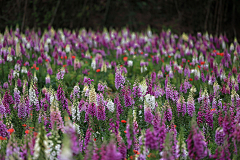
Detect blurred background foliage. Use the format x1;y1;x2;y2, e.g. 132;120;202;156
0;0;240;40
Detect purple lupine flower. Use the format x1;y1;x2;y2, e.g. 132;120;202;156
105;141;122;160
3;90;14;114
215;128;225;146
45;76;50;84
84;128;91;150
17;78;22;87
197;110;204;126
47;67;53;75
115;95;123;115
118;141;127;159
115;68;125;90
165;84;171;100
222;112;234;136
56;85;70;115
18;101;27;118
132;83;142;99
126;124;132;149
37;57;43;64
97;104;106;120
164;106;172;122
201;71;206;82
3;82;8;89
14;88;21;108
0;101;5;115
144;107;153;124
177;97;186;117
145;128;158;150
50;109;64;132
88;102;97;117
187;120;208;160
0;121;9;138
92;144;100;160
56;70;65;80
187;95;195;117
151;72;156;83
124;88;132;107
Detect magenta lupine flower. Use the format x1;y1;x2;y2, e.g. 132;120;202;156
132;83;142;99
17;78;21;87
144;107;153;124
177;97;186;117
92;144;100;160
3;90;14;114
45;76;50;84
124;88;132;107
0;101;5;115
126;124;132;149
166;85;170;100
47;67;53;75
215;128;225;146
145;128;158;150
222;112;234;136
187;120;208;160
56;70;65;80
3;82;8;89
88;102;97;117
84;128;92;150
56;85;70;115
37;57;43;64
118;141;127;159
105;141;122;160
115;95;123;115
164;106;172;122
115;68;125;90
14;88;21;109
201;71;206;82
212;141;231;160
151;72;156;83
50;108;64;133
0;121;9;138
187;95;195;117
18;101;27;118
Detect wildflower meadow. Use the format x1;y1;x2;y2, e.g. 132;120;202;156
0;27;240;159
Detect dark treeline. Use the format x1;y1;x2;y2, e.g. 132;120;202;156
0;0;239;41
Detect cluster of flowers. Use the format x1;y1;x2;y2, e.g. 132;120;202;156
0;27;240;159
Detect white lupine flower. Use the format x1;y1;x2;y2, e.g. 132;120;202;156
230;43;234;51
145;94;156;110
74;123;81;134
91;58;96;70
46;38;51;44
13;70;19;78
15;63;20;71
65;44;70;53
222;41;226;49
26;43;31;49
61;34;65;43
77;102;80;121
29;84;38;106
144;66;147;71
107;99;115;113
139;79;148;96
145;94;151;104
71;105;76;121
7;54;12;62
127;60;133;67
21;66;28;73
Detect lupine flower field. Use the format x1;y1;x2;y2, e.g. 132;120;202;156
0;27;240;160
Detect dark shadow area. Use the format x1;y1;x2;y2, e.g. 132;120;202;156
0;0;239;41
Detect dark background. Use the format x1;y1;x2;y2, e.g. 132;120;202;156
0;0;240;41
